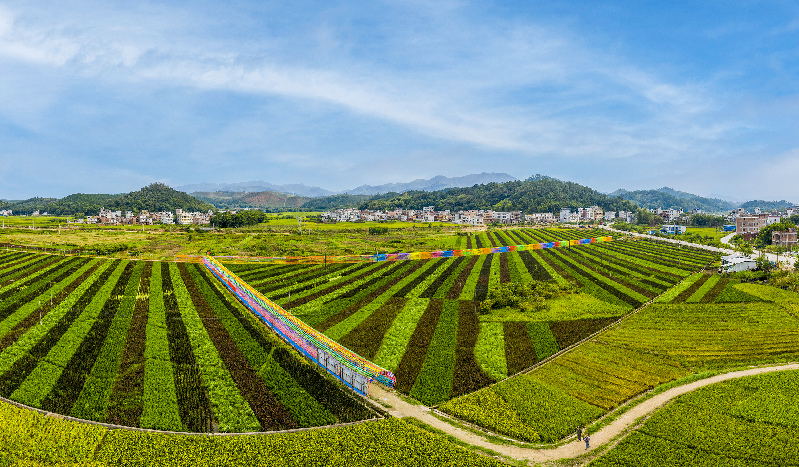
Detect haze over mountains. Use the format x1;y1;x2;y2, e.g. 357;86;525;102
177;173;517;198
2;175;795;215
610;187;795;213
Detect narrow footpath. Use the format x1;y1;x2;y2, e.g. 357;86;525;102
370;363;799;464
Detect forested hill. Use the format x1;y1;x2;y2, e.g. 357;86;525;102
610;187;736;213
739;200;795;211
192;190;311;210
106;183;214;213
0;194;120;216
3;184;213;216
356;176;639;214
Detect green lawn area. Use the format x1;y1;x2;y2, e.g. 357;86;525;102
685;227;727;241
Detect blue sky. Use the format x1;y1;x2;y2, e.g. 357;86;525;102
1;1;798;201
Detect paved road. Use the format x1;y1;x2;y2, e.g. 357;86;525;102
600;226;796;268
370;364;799;464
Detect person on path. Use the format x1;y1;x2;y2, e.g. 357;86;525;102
576;426;583;441
584;433;590;450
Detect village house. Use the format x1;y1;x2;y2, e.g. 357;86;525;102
772;229;797;248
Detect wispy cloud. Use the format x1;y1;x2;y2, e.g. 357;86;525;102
0;1;796;200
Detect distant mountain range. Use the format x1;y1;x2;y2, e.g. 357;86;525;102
175;181;336;198
610;187;796;213
191;191;312;210
343;173;517;195
609;187;739;213
3;178;795;216
177;173;517;199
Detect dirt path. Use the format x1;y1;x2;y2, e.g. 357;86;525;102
370;363;799;464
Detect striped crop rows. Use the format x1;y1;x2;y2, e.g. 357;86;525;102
228;228;716;406
440;282;799;444
0;252;372;432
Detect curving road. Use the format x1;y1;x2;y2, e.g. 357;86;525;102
370;363;799;463
599;225;796;268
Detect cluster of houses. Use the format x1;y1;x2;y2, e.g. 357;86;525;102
726;207;797;242
321;205;638;226
0;210;11;216
81;208;213;226
558;207;636;224
321;207;550;225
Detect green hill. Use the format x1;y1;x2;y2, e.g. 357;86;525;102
192;191;311;210
106;183;214;213
300;194;374;211
611;187;735;213
356;175;639;214
739;199;794;212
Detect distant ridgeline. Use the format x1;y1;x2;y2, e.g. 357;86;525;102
3;183;214;216
610;187;736;213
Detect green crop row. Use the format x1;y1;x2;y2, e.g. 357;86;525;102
685;274;721;303
285;262;387;324
373;298;430;372
527;321;558;361
274;262;381;308
12;260;128;407
550;249;648;306
433;256;474;299
457;254;488;300
0;257;92;329
71;260;145;421
325;262;427;340
473;321;507;381
0;397;502;467
140;261;183;431
318;261;414;332
409;300;459;405
654;272;704;303
591;370;799;466
539;251;632;309
0;259;108;380
188;264;334;428
169;263;260;433
596;243;690;277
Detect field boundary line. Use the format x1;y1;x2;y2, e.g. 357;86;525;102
433;249;714;409
0;392;384;436
372;362;799;463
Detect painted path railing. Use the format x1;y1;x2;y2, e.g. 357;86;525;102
202;256;396;396
182;236;613;265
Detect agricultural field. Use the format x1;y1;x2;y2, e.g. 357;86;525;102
0;251;373;433
227;228;716;406
0;399;503;467
590;369;799;466
440;283;799;442
0;218;461;260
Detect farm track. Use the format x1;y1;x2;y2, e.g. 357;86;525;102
371;363;799;463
